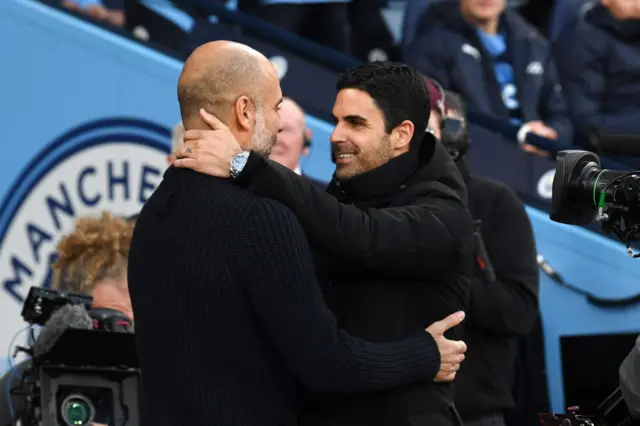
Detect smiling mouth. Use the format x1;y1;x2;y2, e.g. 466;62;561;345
335;153;356;160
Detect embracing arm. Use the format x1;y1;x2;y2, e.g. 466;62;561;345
241;200;442;393
236;155;473;277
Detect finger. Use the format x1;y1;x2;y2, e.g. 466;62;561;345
440;363;460;373
442;353;465;364
176;145;196;159
184;130;204;141
440;340;467;357
429;311;465;335
434;372;456;383
200;108;228;130
172;158;200;170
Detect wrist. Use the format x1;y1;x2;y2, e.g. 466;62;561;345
232;151;269;187
230;151;250;179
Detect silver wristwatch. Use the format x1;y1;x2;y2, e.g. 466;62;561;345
230;151;250;179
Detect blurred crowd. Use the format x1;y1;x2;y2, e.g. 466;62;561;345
57;0;640;156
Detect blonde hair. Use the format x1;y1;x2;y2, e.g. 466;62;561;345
54;211;134;294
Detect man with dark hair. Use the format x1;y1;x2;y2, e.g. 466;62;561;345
426;84;540;426
129;47;468;426
173;61;474;426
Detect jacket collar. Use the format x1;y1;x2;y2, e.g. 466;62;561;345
327;134;437;203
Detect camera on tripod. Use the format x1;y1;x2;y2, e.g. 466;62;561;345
551;147;640;256
8;287;140;426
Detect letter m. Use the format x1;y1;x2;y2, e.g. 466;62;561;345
3;256;32;303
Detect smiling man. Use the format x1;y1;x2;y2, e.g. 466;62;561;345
174;61;474;426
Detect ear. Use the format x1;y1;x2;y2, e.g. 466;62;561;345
304;128;313;142
234;95;254;131
391;119;414;151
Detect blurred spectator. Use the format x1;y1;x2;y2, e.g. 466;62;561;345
553;0;640;146
270;97;326;187
238;0;352;52
54;211;135;322
426;81;539;426
168;121;184;165
403;0;573;156
62;0;125;26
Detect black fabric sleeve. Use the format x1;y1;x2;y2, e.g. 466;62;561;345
620;335;640;419
466;186;539;336
235;154;471;277
240;200;441;393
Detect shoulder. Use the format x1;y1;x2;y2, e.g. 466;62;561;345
505;11;550;48
470;175;528;217
249;198;304;235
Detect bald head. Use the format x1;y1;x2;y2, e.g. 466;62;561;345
281;97;305;128
177;41;271;128
270;97;312;171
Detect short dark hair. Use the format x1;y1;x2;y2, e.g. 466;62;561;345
336;62;430;147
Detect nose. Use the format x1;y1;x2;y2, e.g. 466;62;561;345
330;123;346;145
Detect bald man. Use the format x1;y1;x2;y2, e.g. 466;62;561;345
270;97;327;187
128;41;465;426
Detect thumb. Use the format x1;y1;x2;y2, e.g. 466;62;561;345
429;311;465;335
200;108;227;130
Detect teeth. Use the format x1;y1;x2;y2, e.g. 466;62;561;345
337;154;355;159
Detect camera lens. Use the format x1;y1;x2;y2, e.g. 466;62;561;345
61;394;95;425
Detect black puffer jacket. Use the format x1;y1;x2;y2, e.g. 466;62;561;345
236;136;474;426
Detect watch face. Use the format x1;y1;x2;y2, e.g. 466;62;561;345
231;152;249;177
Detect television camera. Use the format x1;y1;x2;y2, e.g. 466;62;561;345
551;146;640;257
6;286;139;426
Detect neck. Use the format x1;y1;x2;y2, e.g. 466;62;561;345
463;10;499;34
91;279;133;321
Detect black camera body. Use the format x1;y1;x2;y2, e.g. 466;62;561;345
36;329;140;426
10;287;140;426
551;150;640;253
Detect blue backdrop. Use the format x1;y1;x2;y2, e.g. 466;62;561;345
2;0;640;414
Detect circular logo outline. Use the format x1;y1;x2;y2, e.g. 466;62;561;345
0;118;170;255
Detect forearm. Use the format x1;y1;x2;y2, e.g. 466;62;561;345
311;331;440;393
466;277;539;336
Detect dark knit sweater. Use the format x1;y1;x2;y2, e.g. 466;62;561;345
127;167;441;426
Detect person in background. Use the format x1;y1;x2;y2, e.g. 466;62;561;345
270;97;327;187
404;0;573;156
168;121;184;165
238;0;352;52
53;211;135;322
425;80;539;426
0;211;135;426
61;0;125;27
553;0;640;145
173;61;475;426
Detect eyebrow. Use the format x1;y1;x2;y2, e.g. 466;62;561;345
331;114;367;123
